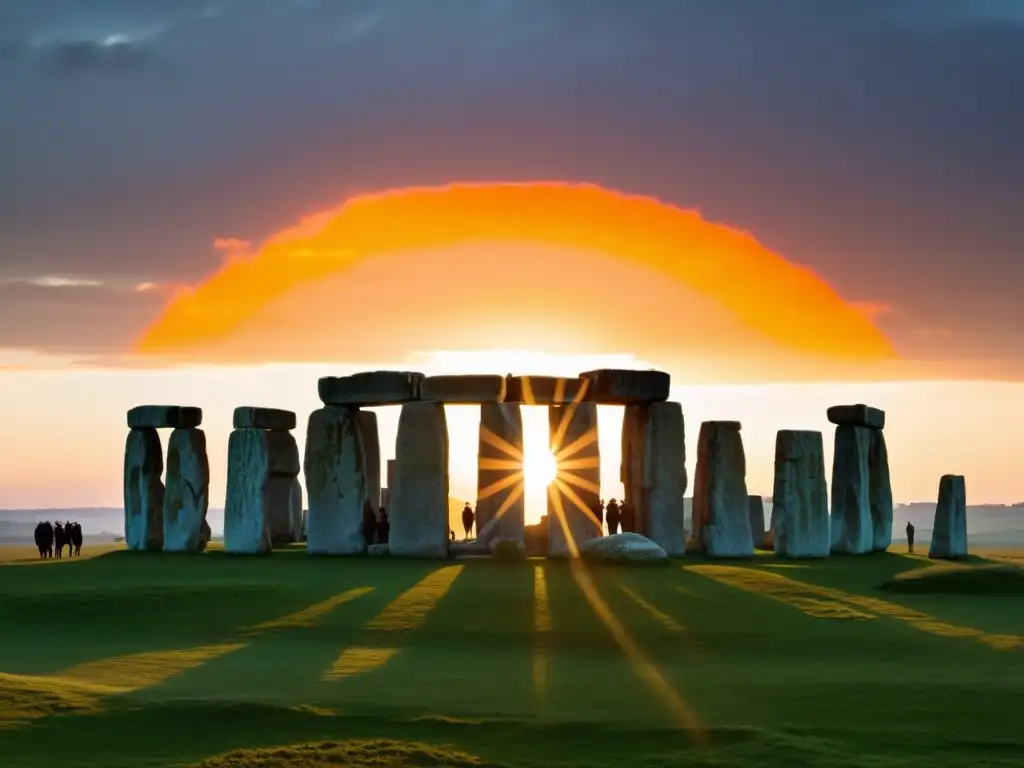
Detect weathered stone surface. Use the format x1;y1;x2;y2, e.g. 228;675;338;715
869;430;893;552
232;406;297;431
303;406;369;555
318;371;423;406
199;519;211;552
580;533;668;564
930;474;968;559
266;476;303;545
390;402;450;557
367;542;389;556
123;427;165;551
420;375;506;403
620;403;646;533
641;401;687;556
547;403;601;557
162;428;210;553
830;424;873;554
579;369;670;404
127;405;202;430
474;512;502;546
476;403;525;545
505;375;587;405
450;539;490;557
379;488;389;509
266;430;301;476
827;404;885;430
691;421;752;558
223;429;273;554
357;411;381;516
772;430;829;558
748;496;766;549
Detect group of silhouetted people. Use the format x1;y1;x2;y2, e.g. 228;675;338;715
362;507;390;546
592;499;635;534
34;520;82;559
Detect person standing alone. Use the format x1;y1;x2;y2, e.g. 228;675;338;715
462;502;475;540
906;521;915;553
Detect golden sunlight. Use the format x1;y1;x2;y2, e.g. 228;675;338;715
525;446;558;491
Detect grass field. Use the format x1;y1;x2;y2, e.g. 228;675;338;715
1;545;1023;767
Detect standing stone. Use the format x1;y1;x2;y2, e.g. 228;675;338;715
868;430;893;551
772;430;830;558
223;429;274;554
748;496;766;549
390;402;449;557
357;411;381;517
162;428;210;553
264;431;301;546
930;474;968;559
123;427;165;551
621;404;646;532
547;402;601;557
304;406;369;555
289;478;304;541
691;421;752;558
476;403;525;544
642;401;687;557
830;425;873;554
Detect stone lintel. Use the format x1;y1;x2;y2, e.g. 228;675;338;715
504;375;587;405
233;406;297;431
318;371;423;406
127;405;202;430
578;369;670;404
420;374;506;403
827;404;885;430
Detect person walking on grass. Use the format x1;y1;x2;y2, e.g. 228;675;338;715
461;502;475;539
906;521;915;553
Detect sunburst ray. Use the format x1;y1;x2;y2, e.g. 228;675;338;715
557;470;601;496
548;484;580;558
477;470;525;502
479;425;524;461
477;457;525;471
492;482;526;522
553;477;602;529
554;427;599;462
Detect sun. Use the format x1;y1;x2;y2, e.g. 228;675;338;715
524;445;558;490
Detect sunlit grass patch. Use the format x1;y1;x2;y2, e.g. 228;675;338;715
0;672;112;728
364;566;464;633
187;739;501;768
687;565;876;621
617;583;685;633
242;586;374;635
322;647;401;681
57;642;246;691
532;566;550;701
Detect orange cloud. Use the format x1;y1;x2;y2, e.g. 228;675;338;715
134;181;895;363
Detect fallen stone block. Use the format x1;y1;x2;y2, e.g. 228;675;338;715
826;404;885;430
547;402;602;557
223;429;274;555
930;474;968;559
162;427;210;553
691;421;752;558
232;406;297;431
304;406;370;555
869;429;893;551
124;427;165;551
748;496;766;549
389;402;450;558
420;374;506;403
318;370;423;406
579;369;670;404
580;533;668;564
830;424;873;554
127;405;202;430
505;375;587;404
772;430;829;558
476;403;525;545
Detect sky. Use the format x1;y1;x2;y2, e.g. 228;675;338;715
1;1;1023;515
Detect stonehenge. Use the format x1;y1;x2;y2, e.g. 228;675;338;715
772;430;829;558
122;371;927;563
929;474;968;559
828;404;893;554
224;407;300;554
124;405;208;552
690;421;753;558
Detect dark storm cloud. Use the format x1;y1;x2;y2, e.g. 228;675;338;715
0;0;1022;370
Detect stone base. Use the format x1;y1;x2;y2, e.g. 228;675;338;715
772;430;829;558
163;428;210;553
691;421;752;558
124;427;165;551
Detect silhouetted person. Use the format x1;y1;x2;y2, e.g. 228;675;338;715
606;499;621;535
461;502;475;539
69;522;83;556
376;507;389;544
362;506;376;546
620;500;636;533
34;521;53;559
450;529;456;541
906;521;915;553
53;521;67;558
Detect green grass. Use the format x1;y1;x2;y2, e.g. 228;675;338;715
879;561;1024;594
1;547;1022;767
